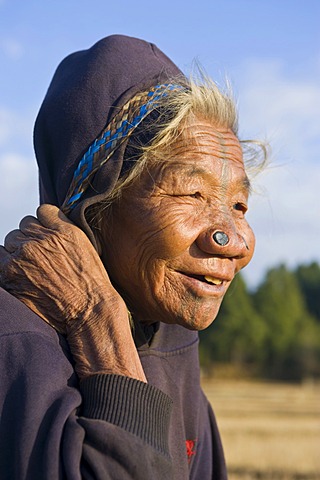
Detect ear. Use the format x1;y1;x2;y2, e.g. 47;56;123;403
85;206;105;257
93;229;103;257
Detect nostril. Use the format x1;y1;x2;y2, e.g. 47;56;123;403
212;231;229;246
241;236;250;250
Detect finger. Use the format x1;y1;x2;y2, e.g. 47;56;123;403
3;230;28;253
0;245;9;286
20;209;72;238
0;245;10;260
19;215;44;237
37;204;75;231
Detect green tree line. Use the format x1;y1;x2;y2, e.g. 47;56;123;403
199;262;320;381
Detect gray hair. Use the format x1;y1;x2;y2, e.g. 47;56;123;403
87;70;267;230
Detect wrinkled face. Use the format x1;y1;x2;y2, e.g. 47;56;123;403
101;118;255;330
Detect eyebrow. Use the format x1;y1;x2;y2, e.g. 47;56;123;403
176;164;252;193
243;175;252;193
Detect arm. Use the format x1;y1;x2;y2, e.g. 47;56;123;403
0;205;173;479
0;204;145;382
0;311;173;479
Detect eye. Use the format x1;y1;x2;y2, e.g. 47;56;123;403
233;202;248;215
188;192;202;199
171;191;202;199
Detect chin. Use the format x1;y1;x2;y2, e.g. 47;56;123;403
181;316;218;331
162;308;220;331
181;302;223;331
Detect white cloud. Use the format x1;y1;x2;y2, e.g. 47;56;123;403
238;59;320;160
238;59;320;287
243;162;320;287
0;108;33;150
0;153;38;243
0;109;17;145
0;38;24;60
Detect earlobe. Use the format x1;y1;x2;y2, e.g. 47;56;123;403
86;220;103;256
93;231;103;257
86;208;105;257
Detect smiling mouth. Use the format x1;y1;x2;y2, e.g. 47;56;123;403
181;273;223;286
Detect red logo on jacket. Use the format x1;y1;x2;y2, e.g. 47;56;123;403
185;439;197;463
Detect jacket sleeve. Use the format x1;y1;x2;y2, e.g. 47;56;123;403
207;399;228;480
0;328;173;480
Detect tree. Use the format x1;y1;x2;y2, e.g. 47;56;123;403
295;262;320;322
199;274;266;374
253;264;320;380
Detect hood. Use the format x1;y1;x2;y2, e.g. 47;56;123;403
34;34;183;243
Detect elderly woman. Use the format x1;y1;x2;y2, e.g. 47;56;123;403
0;35;257;479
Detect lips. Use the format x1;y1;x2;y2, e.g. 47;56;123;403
170;269;232;304
178;272;226;286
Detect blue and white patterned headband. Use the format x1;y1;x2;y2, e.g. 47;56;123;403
62;83;185;214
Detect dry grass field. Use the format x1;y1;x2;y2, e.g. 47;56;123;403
202;378;320;479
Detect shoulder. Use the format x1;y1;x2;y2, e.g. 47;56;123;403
0;287;71;364
0;287;76;389
0;287;59;339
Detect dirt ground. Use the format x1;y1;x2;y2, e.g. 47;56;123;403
201;378;320;479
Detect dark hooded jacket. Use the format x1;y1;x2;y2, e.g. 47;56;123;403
0;35;227;479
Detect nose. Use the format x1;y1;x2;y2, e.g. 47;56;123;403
196;224;249;259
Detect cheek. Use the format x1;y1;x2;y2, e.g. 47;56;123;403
246;222;256;254
101;205;194;283
239;221;256;269
137;202;203;259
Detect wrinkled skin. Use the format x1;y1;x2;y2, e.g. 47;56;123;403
0;206;146;382
0;118;255;380
100;119;255;330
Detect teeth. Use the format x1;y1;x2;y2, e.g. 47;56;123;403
204;276;222;285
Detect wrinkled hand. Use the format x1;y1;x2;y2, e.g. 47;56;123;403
0;205;119;334
0;205;146;382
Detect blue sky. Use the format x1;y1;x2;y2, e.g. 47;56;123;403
0;0;319;287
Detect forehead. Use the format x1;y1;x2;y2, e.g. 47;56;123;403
157;119;249;190
172;119;242;161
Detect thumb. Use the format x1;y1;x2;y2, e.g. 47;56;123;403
36;204;75;231
0;245;10;261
